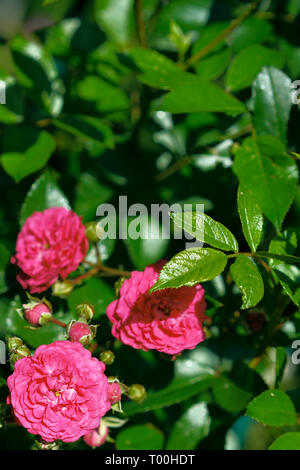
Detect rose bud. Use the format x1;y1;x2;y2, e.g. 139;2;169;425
84;421;109;448
76;303;95;323
52;280;74;298
9;344;31;365
7;336;23;352
7;336;31;366
33;440;60;451
67;321;97;346
128;384;147;403
99;350;115;366
23;303;52;327
108;382;122;405
85;221;100;243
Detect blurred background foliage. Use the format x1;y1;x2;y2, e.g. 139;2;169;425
1;0;300;450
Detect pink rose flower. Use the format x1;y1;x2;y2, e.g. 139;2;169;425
11;207;89;293
7;341;111;442
23;302;52;326
108;382;122;404
106;261;207;355
83;421;108;448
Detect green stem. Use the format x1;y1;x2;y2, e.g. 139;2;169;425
50;317;66;328
70;264;131;286
135;0;147;48
184;0;260;70
156;125;252;183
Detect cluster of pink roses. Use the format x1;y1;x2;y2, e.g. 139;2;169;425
7;207;207;445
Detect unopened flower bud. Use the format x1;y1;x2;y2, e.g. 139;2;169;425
7;336;23;352
23;303;52;327
108;382;122;405
99;350;115;365
85;222;100;243
84;421;108;448
33;439;60;450
52;280;74;298
76;303;94;323
128;384;147;403
67;321;97;346
114;277;126;297
9;345;31;365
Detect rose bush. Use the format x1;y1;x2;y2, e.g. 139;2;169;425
1;0;300;452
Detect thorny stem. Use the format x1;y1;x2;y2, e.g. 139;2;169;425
50;317;66;328
94;241;101;265
156;156;192;182
255;11;295;23
156;125;252;182
89;342;99;354
70;264;131;286
69;267;100;286
184;0;261;70
135;0;147;48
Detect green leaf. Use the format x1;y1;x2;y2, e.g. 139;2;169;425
19;172;70;227
170;211;239;252
153;0;212;35
124;345;219;416
124;376;214;416
169;20;192;59
287;0;300;16
74;173;113;222
116;424;164;450
229;18;274;53
238;185;263;252
195;48;231;81
67;278;114;319
95;0;136;46
275;347;287;388
45;18;81;57
271;264;300;306
269;230;297;261
123;48;195;90
230;255;264;309
246;389;297;427
10;35;64;116
160;81;246;116
269;231;300;306
233;136;298;231
225;45;283;92
269;433;300;450
1;127;55;183
213;376;253;414
53;115;114;149
166;403;210;450
150;248;228;292
0;73;23;124
76;75;129;113
213;362;266;414
253;67;292;145
191;22;229;56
